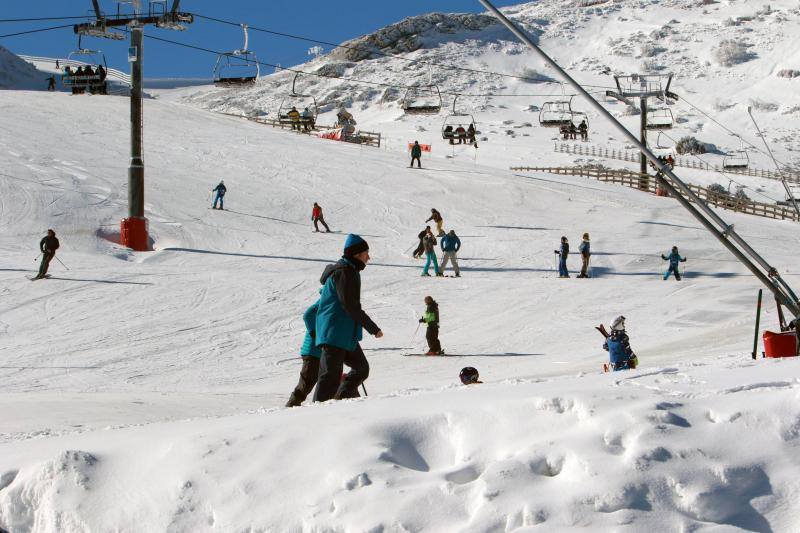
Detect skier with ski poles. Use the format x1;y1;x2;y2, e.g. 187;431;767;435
286;299;322;407
418;295;442;355
312;202;330;233
661;246;687;280
555;236;570;278
601;315;638;372
577;233;591;278
211;180;226;210
313;234;383;402
34;229;60;280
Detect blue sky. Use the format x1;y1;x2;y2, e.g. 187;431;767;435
0;1;520;78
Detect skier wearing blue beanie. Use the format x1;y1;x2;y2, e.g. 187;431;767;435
313;234;383;401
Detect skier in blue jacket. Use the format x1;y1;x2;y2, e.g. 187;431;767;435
440;229;461;277
661;246;687;280
603;315;637;371
313;234;383;402
286;300;322;407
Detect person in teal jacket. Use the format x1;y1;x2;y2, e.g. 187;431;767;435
662;246;687;280
313;234;383;402
286;301;322;407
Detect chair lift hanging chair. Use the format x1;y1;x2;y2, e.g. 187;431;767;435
441;95;476;142
646;107;674;130
277;72;318;128
651;131;675;157
63;35;109;94
213;24;260;86
722;137;750;169
402;65;442;115
539;96;574;128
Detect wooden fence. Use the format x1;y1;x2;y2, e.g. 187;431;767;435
553;142;800;183
510;166;800;222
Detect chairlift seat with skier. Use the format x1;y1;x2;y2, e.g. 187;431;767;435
213;24;259;86
62;42;108;95
441;96;476;141
277;73;318;128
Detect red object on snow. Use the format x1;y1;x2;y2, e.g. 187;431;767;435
120;216;149;251
656;187;669;197
408;142;432;152
763;330;798;358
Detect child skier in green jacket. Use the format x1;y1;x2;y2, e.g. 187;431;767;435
419;295;443;355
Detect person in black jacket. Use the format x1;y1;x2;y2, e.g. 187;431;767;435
36;229;60;279
412;226;429;259
211;180;226;210
555;236;569;278
419;295;442;355
410;141;422;168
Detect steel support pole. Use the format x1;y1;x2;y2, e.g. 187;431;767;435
129;24;144;219
640;96;648;178
478;0;799;318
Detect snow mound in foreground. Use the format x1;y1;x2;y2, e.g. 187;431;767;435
1;356;798;531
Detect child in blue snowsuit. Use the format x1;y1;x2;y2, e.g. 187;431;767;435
211;180;226;210
603;315;637;371
661;246;687;280
285;301;322;407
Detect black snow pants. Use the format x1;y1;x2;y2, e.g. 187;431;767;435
313;215;330;232
313;343;369;402
426;326;441;353
38;252;54;278
410;156;421;168
286;356;320;407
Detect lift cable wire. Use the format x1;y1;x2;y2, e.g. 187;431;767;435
138;30;609;99
0;16;96;23
0;23;77;39
192;13;618;92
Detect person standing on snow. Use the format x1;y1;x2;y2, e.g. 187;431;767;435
410;140;423;168
577;233;591;278
426;208;444;236
211;180;227;210
421;228;441;277
419;295;442;355
313;234;383;402
440;229;461;277
413;226;429;259
286;300;322;407
603;315;637;371
555;236;570;278
312;202;330;233
661;246;687;280
46;76;56;91
35;229;60;279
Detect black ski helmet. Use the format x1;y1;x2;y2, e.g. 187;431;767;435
460;367;480;385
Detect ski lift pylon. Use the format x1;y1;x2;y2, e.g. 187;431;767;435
213;24;260;86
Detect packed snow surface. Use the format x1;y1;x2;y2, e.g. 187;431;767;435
2;0;800;531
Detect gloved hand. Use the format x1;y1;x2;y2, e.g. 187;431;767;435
419;318;425;323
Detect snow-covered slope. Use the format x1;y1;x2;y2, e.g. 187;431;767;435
161;0;800;199
0;46;50;91
1;2;800;530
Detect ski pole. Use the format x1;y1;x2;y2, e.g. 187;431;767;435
361;383;368;396
55;256;70;271
34;253;41;262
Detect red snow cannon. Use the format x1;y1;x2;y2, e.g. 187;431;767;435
762;330;798;358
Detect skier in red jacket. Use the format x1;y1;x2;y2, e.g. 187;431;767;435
312;202;331;233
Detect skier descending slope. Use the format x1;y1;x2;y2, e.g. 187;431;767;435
285;299;322;407
313;234;383;402
410;140;422;168
603;316;638;372
34;229;59;280
418;295;443;355
211;180;226;210
662;246;687;280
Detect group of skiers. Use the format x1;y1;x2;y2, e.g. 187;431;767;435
555;233;592;278
560;119;589;142
412;209;461;277
62;65;108;95
442;123;477;145
285;106;315;132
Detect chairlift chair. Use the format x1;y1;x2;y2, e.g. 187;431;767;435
651;131;674;157
646;107;674;130
722;150;750;169
213;24;259;86
62;37;108;95
539;99;573;127
402;85;443;115
441;95;476;142
277;73;318;128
